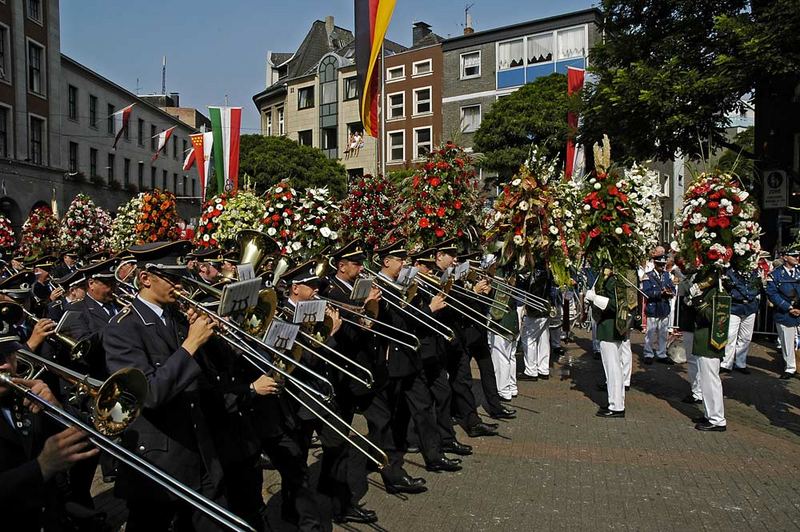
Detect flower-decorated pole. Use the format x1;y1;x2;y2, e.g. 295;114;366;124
59;193;112;255
134;189;180;244
0;214;16;251
18;205;59;258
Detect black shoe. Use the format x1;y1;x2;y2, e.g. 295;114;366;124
518;373;538;381
425;457;462;472
695;421;726;432
489;408;517;420
499;396;513;403
483;421;500;429
733;367;750;375
405;445;420;454
720;367;732;374
593;351;601;360
625;385;630;391
597;382;607;391
384;475;428;494
691;416;708;424
656;357;675;365
442;441;473;456
643;357;654;365
595;408;625;418
682;395;703;404
780;372;794;380
466;422;498;437
538;374;549;380
334;504;379;524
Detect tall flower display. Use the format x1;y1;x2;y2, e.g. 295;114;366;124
0;214;16;250
672;172;761;274
59;193;112;254
134;189;179;244
400;141;480;249
18;205;59;258
625;163;664;256
194;193;230;248
340;174;401;249
259;181;298;255
213;190;265;246
110;193;144;252
549;176;586;287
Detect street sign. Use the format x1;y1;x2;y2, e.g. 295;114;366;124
763;169;787;209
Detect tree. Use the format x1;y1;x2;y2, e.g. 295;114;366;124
473;73;577;181
717;126;754;178
582;0;800;163
238;135;348;198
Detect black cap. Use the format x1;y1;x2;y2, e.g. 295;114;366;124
281;260;321;286
127;241;193;273
434;237;458;255
374;239;408;260
782;247;800;258
188;247;224;264
52;269;87;289
409;248;436;265
0;335;25;357
62;248;79;258
24;254;57;272
80;258;119;281
459;250;483;262
331;240;367;264
0;270;36;291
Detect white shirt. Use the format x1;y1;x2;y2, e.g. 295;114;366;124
137;295;167;325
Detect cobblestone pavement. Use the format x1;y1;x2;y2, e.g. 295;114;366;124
92;329;800;531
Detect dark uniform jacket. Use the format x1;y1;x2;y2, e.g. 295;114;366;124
66;296;117;378
765;266;800;327
593;274;626;342
642;269;675;319
725;268;760;317
376;273;423;378
103;296;224;503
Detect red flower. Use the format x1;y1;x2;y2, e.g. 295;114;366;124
454;200;462;210
622;224;632;236
435;228;445;237
708;201;719;209
589;227;601;238
607;185;619;196
412;176;420;188
436;207;446;217
429;177;441;187
419;218;430;228
707;248;720;260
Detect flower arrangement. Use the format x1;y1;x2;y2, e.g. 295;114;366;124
134;189;179;244
18;205;59;258
109;193;144;252
213;190;265;246
672;172;761;274
0;214;15;250
625;163;664;256
549;176;586;287
400;141;480;249
259;181;299;255
340;174;401;249
194;193;230;248
59;194;112;254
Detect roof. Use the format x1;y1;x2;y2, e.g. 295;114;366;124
413;31;445;49
442;8;602;51
271;52;294;66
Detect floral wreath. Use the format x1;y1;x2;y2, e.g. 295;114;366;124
110;193;144;252
59;193;112;254
194;193;230;248
213;190;265;247
18;205;59;258
135;189;179;244
340;174;401;249
0;214;16;250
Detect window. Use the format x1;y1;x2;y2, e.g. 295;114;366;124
277;107;284;135
298;86;314;110
89;95;98;128
182;175;187;196
162;169;168;190
322;128;337;152
460;51;480;79
191;177;196;197
29;116;44;164
68;142;78;173
460;105;481;133
107;153;115;181
497;39;524;70
172;135;178;159
413;87;431;115
413;60;432;76
557;27;585;59
0;106;9;157
90;148;97;177
137;119;144;146
138;162;144;189
0;25;11;81
123;158;131;187
66;86;76;120
173;173;178;193
414;127;432;159
182;139;187;161
150;166;156;189
527;33;553;64
344;77;359;100
27;0;42;23
387;92;404;119
298;130;312;146
27;40;44;95
265;111;272;136
386;66;404;81
387;131;404;162
150;125;157;150
107;104;115;135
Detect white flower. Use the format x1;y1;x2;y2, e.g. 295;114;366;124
593;183;601;190
330;231;338;240
566;220;573;228
511;179;521;186
291;241;302;251
614;227;623;235
266;227;276;236
274;187;283;193
549;226;558;235
320;227;331;238
513;235;524;245
583;204;591;211
519;201;529;211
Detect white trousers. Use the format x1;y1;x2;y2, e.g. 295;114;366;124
600;340;625;412
490;332;518;399
644;316;669;358
775;323;798;375
697;356;726;426
620;336;632;387
685;332;702;401
721;313;755;370
591;316;600;353
521;315;550;376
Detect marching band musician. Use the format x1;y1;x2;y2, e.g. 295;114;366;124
186;247;225;286
50;249;81;280
487;260;522;403
519;257;554;381
46;270;86;323
642;248;675;365
765;247;800;380
30;257;60;316
720;265;761;374
103;241;229;531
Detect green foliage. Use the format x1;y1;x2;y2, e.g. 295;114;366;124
717;126;754;179
473;73;577;181
238;135;348;199
582;0;800;162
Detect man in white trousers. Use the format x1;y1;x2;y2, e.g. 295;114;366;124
489;274;522;401
519;262;553;381
765;248;800;380
721;266;760;374
642;249;675;365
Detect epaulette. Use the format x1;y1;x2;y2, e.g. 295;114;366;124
113;305;132;324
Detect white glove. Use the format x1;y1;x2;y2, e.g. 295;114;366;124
594;294;610;311
584;289;596;303
689;284;702;298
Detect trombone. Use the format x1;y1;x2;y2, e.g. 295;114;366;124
0;371;255;532
18;305;93;362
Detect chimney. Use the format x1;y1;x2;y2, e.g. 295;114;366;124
464;13;474;35
325;15;334;38
169;92;180;107
413;21;432;47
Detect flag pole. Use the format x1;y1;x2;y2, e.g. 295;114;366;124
379;43;386;177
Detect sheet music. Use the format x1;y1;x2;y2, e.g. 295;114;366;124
57;310;83;335
454;261;470;280
350;277;373;301
263;319;300;351
293;300;327;324
219;278;262;316
397;266;418;286
237;263;256;281
439;267;452;285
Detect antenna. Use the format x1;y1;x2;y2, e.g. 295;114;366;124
161;56;166;95
135;77;141;94
464;3;475;28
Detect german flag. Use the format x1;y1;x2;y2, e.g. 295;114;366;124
355;0;397;138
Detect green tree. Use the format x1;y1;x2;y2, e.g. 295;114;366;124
582;0;800;162
238;134;348;198
717;126;754;178
473;73;577;181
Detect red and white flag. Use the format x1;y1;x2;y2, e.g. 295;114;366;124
565;67;585;180
182;148;195;171
112;103;135;149
190;131;214;200
151;126;176;161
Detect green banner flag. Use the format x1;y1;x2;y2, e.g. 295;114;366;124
709;293;732;351
209;107;225;194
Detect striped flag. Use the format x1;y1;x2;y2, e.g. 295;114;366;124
355;0;397;137
208;106;242;194
565;67;585;180
182;147;195;171
152;126;176;161
190;132;214;200
112;103;135;149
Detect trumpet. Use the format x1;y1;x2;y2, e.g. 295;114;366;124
17;305;93;362
0;370;255;532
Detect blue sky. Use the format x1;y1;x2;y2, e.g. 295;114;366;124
61;0;596;133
